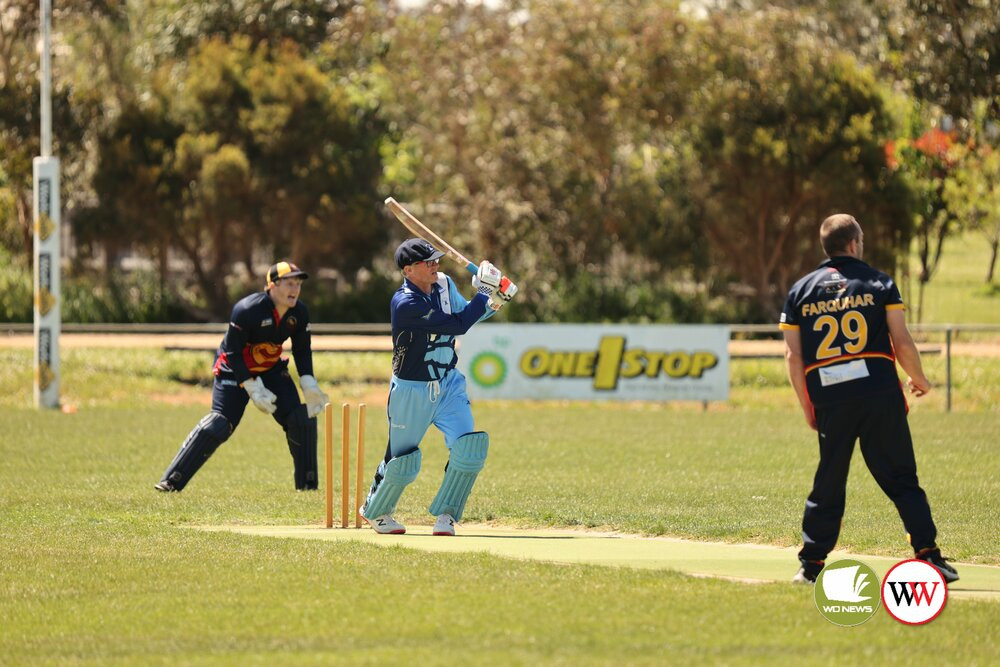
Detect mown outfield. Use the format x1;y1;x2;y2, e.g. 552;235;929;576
3;236;1000;664
2;343;999;665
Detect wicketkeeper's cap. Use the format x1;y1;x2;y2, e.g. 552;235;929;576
266;261;309;288
395;238;445;269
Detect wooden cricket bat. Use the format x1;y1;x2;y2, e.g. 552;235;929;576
384;197;478;275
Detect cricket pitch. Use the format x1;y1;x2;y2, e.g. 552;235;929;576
198;523;1000;600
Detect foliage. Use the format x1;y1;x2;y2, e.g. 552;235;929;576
687;9;912;314
61;270;191;323
4;0;999;322
0;245;31;321
289;272;401;323
883;0;1000;125
0;0;113;261
886;103;962;321
943;102;1000;284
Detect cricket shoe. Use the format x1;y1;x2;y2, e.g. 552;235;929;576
153;480;178;492
369;514;406;535
791;560;824;585
916;547;960;583
433;514;456;536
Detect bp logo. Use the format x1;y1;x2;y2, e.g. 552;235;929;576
814;559;880;626
470;352;507;388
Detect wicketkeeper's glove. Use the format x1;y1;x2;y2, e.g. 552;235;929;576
243;377;277;414
299;374;330;418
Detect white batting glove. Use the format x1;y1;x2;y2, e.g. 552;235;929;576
243;377;277;414
475;260;502;297
488;276;518;311
299;374;329;418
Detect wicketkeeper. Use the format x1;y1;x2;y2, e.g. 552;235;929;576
154;261;329;492
360;238;517;535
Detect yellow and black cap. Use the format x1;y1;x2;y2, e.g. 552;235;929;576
266;261;309;288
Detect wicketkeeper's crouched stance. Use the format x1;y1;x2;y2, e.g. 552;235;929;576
154;262;329;492
361;238;517;536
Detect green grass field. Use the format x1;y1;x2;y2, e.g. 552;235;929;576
2;345;1000;665
3;234;999;664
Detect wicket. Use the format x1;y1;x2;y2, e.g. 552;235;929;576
324;402;366;529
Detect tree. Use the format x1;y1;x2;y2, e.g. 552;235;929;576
149;35;386;317
944;101;1000;284
886;109;960;323
380;0;711;321
74;101;184;285
688;9;913;317
884;0;1000;125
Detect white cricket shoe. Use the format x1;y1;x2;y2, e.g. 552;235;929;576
369;514;406;535
433;513;456;536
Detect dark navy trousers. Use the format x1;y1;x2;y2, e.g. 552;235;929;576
799;389;938;562
213;359;302;431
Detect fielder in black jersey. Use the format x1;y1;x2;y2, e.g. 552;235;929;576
154;261;329;492
780;214;958;584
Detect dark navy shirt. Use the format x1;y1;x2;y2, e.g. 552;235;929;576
779;256;904;406
213;291;313;383
391;275;490;381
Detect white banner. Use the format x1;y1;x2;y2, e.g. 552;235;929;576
33;157;60;408
458;324;729;401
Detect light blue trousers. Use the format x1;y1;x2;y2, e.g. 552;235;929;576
386;370;474;457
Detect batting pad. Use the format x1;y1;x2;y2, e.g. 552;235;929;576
360;449;422;520
286;405;318;490
428;431;489;522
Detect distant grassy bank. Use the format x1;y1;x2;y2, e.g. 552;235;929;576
907;232;1000;325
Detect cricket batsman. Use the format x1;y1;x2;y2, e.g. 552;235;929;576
360;238;517;535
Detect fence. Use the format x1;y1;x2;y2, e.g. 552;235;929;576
4;322;998;412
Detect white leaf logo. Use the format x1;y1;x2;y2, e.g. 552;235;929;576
822;565;872;602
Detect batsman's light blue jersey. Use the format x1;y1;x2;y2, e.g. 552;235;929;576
386;274;493;454
390;275;493;381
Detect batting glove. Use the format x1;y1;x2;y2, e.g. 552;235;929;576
488;276;518;311
299;374;329;418
475;260;502;297
243;377;277;414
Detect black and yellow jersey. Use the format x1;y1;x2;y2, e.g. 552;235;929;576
212;292;313;383
779;256;903;406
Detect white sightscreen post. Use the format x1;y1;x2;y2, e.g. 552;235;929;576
33;0;60;408
33;159;61;408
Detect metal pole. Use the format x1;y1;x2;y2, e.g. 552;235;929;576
40;0;52;158
945;327;952;413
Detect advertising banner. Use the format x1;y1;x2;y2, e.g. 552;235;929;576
459;324;729;401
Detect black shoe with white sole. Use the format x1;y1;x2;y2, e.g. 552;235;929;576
916;547;959;583
792;559;824;584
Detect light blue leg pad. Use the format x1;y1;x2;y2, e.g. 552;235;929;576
428;432;489;522
360;449;422;520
